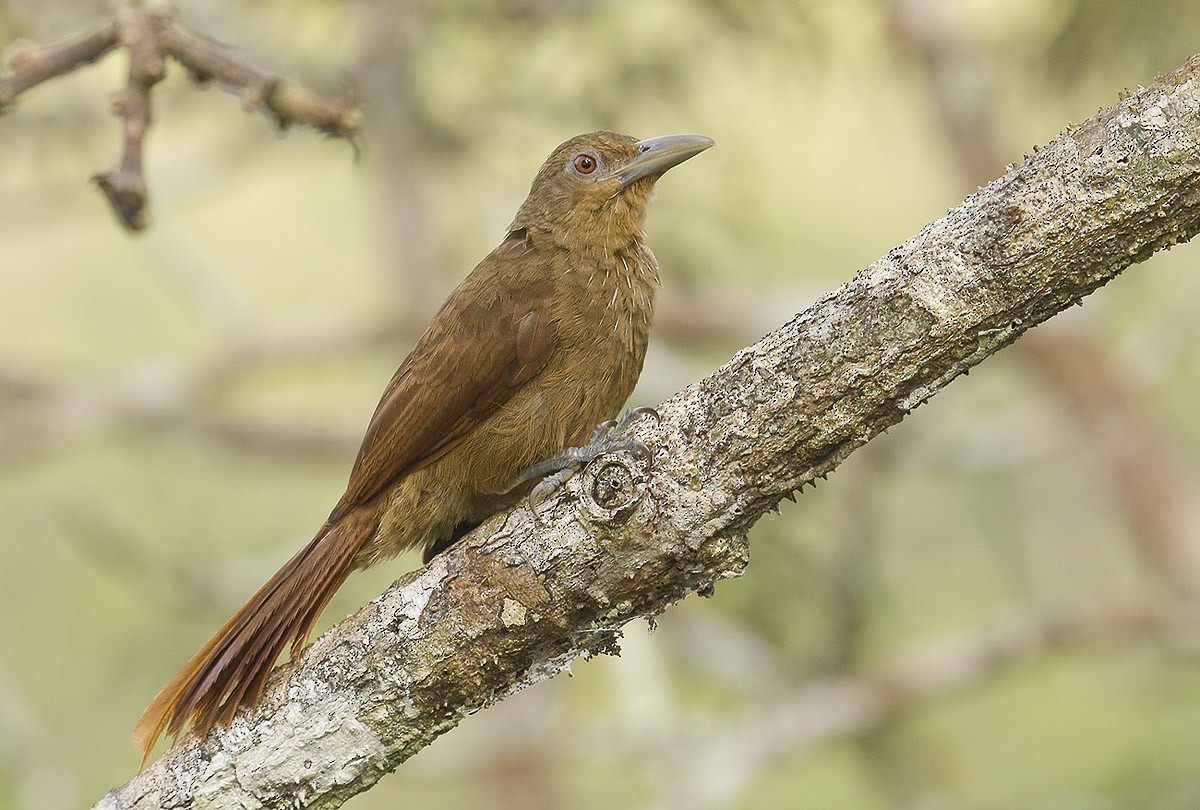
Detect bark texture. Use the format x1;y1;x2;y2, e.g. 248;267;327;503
95;54;1200;809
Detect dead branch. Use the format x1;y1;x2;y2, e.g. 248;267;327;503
159;23;361;140
0;24;118;110
0;1;362;232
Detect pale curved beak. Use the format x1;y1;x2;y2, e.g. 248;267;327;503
612;133;715;188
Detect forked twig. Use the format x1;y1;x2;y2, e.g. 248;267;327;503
0;1;363;232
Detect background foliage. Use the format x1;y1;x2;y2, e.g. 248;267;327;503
2;1;1200;808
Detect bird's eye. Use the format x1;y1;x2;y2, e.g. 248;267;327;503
573;154;597;174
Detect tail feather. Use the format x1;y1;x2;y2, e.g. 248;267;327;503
133;507;378;761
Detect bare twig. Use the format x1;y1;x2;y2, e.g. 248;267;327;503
0;23;118;111
93;2;168;231
160;23;362;142
0;1;363;231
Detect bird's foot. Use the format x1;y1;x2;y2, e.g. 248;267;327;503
511;406;659;520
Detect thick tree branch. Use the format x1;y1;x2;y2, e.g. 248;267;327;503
891;0;1200;597
95;54;1200;809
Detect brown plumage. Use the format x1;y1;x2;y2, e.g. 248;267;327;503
133;130;714;759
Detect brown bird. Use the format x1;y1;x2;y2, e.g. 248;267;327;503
133;130;714;758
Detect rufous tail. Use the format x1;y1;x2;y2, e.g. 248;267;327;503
133;506;378;762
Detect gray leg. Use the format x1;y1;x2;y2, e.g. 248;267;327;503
510;406;659;519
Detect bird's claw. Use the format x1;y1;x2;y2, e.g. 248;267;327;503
527;469;576;518
614;406;659;433
514;407;659;521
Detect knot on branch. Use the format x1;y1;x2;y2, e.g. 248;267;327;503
578;451;649;526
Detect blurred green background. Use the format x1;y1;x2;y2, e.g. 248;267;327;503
3;1;1200;808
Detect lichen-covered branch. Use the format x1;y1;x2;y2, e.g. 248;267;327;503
891;0;1200;598
0;1;362;232
93;54;1200;810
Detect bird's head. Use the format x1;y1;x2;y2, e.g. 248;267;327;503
510;130;714;251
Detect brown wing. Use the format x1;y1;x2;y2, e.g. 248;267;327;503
331;240;558;519
134;236;561;758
